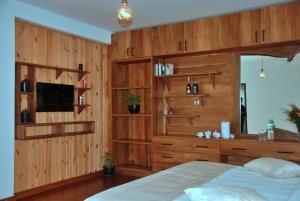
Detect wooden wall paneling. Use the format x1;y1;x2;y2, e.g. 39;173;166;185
183;17;221;52
15;20;47;64
152;23;184;56
15;20;107;193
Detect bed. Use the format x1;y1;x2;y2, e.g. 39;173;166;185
85;160;300;201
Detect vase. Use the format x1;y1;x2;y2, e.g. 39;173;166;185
128;105;140;113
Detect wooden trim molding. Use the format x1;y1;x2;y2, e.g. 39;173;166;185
13;171;102;200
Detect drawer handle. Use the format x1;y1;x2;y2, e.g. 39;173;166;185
195;145;208;148
162;155;173;159
196;159;208;162
161;143;173;146
232;148;247;151
277;151;294;155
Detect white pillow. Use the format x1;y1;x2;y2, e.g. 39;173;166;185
244;157;300;179
184;186;268;201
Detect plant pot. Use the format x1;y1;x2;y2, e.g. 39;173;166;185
21;80;30;92
21;111;31;123
103;165;115;177
128;105;140;113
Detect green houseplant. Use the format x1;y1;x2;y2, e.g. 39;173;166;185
103;153;115;176
124;91;141;113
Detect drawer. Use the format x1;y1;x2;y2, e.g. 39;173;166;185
221;140;300;163
153;150;220;163
153;137;220;153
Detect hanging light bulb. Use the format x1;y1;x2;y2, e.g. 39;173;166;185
259;56;266;79
117;0;133;28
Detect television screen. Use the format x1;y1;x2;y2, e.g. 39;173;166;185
36;82;74;112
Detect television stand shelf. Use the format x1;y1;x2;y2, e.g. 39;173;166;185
15;121;95;140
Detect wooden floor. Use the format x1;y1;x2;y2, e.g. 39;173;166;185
18;175;138;201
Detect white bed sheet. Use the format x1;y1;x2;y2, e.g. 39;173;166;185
174;166;300;201
85;161;234;201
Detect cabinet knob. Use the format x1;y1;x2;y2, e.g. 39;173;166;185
131;47;134;56
255;31;258;43
184;40;187;51
126;48;129;56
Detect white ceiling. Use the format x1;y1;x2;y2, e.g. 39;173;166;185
18;0;293;33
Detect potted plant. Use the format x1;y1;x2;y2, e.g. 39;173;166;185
124;91;141;113
284;104;300;135
103;152;115;176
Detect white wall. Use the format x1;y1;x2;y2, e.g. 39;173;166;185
241;54;300;134
0;0;111;199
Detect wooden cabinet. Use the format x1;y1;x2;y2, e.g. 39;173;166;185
152;23;184;56
220;140;300;165
220;13;241;49
260;2;300;44
111;28;152;60
184;17;221;52
152;136;220;172
152;18;222;55
238;2;300;47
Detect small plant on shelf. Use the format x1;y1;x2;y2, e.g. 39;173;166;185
103;152;115;177
123;91;141;113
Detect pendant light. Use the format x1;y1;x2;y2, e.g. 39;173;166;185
259;56;266;79
117;0;133;28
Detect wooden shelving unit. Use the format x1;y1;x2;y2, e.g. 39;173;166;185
15;62;93;140
15;121;95;140
111;57;153;176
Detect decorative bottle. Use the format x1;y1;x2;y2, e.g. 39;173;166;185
192;81;199;94
186;77;191;95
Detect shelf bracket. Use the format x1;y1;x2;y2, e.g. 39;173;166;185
161;77;170;90
209;73;216;89
78;71;87;81
56;69;63;79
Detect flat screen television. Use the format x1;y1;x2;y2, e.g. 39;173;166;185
36;82;74;112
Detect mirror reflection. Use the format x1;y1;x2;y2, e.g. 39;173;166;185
240;54;300;134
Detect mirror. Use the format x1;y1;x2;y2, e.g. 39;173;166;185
240;54;300;135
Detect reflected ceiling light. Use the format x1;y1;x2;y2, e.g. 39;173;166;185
117;0;133;28
259;56;266;79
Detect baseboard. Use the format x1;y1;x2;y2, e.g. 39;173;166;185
13;170;103;200
1;196;16;201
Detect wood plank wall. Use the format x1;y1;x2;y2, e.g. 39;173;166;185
14;20;108;193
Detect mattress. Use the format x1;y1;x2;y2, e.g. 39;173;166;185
85;161;234;201
174;166;300;201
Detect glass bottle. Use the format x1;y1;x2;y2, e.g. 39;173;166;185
192;81;199;94
186;77;191;95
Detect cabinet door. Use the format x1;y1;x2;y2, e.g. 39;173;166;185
152;23;184;56
240;10;261;47
130;28;152;58
260;2;300;44
184;17;221;53
220;13;241;49
111;31;131;60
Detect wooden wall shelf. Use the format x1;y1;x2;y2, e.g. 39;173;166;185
15;121;95;140
112;114;152;117
112;86;151;90
157;71;221;90
16;62;90;81
164;114;200;125
112;139;152;145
